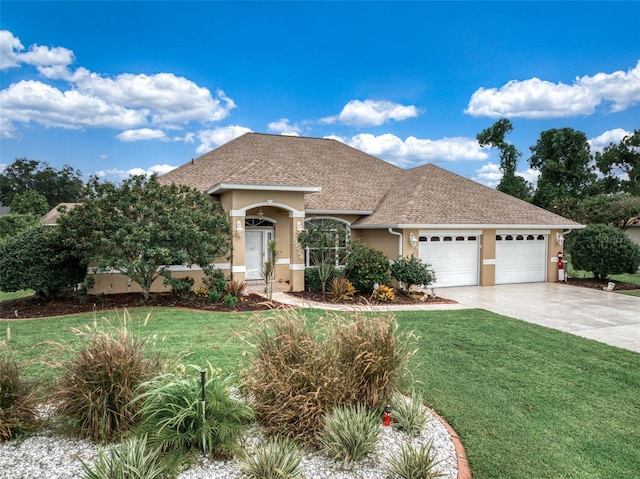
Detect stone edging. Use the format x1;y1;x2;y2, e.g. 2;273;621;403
428;407;472;479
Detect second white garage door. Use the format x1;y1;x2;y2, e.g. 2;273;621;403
495;234;547;284
418;234;479;287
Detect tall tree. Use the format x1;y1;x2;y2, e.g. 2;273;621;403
57;175;232;301
476;118;531;200
529;128;596;211
596;129;640;195
10;190;50;216
0;158;83;208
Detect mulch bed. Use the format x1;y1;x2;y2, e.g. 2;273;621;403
288;290;457;305
0;292;281;320
563;277;640;291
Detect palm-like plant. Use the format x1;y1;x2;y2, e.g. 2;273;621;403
133;365;253;458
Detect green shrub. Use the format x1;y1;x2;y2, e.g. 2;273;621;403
387;440;444;479
80;434;176;479
51;317;162;442
242;310;414;446
0;213;40;242
0;226;87;299
224;293;239;308
134;365;253;458
344;240;390;294
203;267;227;302
304;266;335;292
390;256;436;295
162;275;194;298
318;404;380;467
569;223;640;279
391;390;431;436
242;436;303;479
0;349;39;442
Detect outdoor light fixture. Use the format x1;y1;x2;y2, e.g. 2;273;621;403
556;232;564;245
236;220;244;237
409;232;418;247
258;208;264;220
297;221;304;232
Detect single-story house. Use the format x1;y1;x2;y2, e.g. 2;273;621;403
89;132;583;294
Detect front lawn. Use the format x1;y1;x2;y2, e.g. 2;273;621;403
1;307;638;478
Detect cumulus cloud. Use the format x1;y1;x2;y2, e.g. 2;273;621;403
473;162;503;188
465;60;640;118
473;162;539;188
116;129;168;142
588;128;631;153
196;125;252;154
0;30;236;139
338;133;488;167
268;118;301;136
95;164;177;181
322;99;420;127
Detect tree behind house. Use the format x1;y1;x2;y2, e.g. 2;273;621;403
57;175;232;301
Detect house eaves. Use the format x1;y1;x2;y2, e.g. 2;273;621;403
208;183;321;194
351;223;586;230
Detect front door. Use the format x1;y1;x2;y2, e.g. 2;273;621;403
245;229;273;280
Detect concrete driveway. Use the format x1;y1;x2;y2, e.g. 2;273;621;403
441;283;640;353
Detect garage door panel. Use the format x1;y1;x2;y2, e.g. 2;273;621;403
418;236;478;288
496;235;546;284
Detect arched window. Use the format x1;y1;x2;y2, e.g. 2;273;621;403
303;218;350;267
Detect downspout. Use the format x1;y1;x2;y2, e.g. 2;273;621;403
388;228;403;258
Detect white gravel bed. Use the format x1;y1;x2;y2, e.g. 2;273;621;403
0;412;457;479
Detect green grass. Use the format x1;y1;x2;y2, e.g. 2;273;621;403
1;307;639;478
0;290;34;301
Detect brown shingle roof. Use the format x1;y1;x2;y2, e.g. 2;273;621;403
161;133;581;228
160;133;401;211
356;164;581;227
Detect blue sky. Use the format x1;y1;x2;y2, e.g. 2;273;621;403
1;1;639;188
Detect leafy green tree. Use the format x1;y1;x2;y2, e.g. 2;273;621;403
10;190;49;216
390;255;436;295
596;129;640;195
0;158;83;208
0;213;40;242
297;219;349;293
0;226;87;298
477;118;532;200
57;175;232;301
569;224;640;279
553;194;640;229
529;128;596;210
343;240;390;294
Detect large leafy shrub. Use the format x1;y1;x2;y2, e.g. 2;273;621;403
343;240;390;294
304;266;336;292
51;318;162;442
242;310;414;446
390;255;436;295
569;223;640;279
134;365;253;458
0;226;87;298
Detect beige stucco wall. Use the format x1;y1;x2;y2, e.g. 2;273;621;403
627;225;640;244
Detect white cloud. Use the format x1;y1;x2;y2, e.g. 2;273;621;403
473;162;503;188
116;128;168;142
322;99;420;127
1;30;236;137
268;118;301;136
1;80;146;130
341;133;488;167
517;168;540;187
588;128;631;153
196;125;252;154
95;164;177;181
465;60;640;118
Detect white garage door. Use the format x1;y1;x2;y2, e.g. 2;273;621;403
418;234;479;287
495;234;547;284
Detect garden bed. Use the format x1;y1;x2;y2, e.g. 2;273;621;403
288;290;457;305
